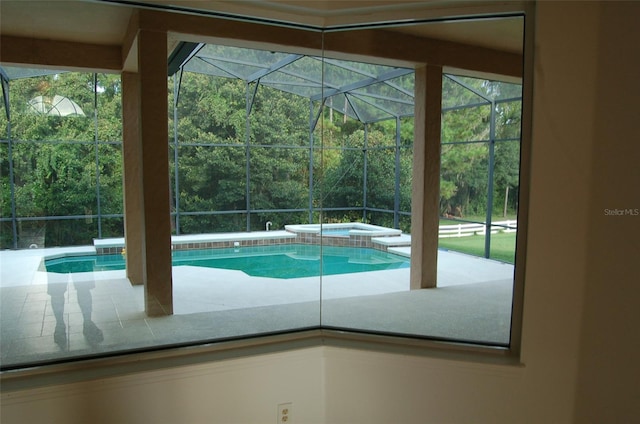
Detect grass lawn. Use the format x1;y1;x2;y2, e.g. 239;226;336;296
438;231;516;264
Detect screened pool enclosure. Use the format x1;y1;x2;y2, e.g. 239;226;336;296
1;43;521;261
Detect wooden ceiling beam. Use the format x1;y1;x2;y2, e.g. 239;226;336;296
323;29;523;78
0;8;522;79
0;35;121;73
146;9;521;78
139;10;323;56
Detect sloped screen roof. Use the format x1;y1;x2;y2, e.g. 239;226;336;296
1;66;62;81
1;44;521;124
181;43;415;123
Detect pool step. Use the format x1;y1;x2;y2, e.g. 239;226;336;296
388;247;411;258
372;234;412;248
372;235;412;257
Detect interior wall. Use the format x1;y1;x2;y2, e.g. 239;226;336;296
0;348;326;424
574;1;640;422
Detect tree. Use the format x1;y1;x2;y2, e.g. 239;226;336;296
1;65;522;247
174;74;312;233
440;77;491;218
2;72;123;247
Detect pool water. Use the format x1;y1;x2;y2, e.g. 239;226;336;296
44;244;410;279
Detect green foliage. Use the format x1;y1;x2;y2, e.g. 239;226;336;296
178;145;247;212
175;76;311;233
2;72;123;247
2;66;522;249
439;78;522;219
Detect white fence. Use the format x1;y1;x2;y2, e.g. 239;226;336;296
438;220;517;238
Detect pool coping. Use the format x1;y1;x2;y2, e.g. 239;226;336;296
93;231;297;255
91;227;412;256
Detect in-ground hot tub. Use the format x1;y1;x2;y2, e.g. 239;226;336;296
285;222;401;236
285;222;402;248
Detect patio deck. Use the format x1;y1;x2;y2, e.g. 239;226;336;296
0;240;514;368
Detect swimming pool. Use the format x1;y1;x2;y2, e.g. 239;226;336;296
44;244;410;279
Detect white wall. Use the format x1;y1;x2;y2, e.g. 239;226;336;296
1;348;326;424
2;2;639;423
574;1;640;421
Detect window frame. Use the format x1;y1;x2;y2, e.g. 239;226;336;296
0;3;533;377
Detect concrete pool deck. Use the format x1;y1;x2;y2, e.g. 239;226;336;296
0;241;514;368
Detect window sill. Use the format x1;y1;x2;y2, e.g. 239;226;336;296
0;328;523;393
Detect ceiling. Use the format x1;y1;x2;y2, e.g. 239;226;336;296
0;0;524;54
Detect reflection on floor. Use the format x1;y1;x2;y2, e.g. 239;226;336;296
0;246;514;368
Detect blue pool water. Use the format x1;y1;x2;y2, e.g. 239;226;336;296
44;244;410;279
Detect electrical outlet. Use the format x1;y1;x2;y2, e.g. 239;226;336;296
277;402;292;423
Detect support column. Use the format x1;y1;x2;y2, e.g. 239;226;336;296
122;71;144;286
410;64;442;289
394;116;401;229
363;123;368;222
122;28;173;316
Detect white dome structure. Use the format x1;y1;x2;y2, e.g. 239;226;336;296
27;94;85;117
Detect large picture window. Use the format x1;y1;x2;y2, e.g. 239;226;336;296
0;14;526;369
